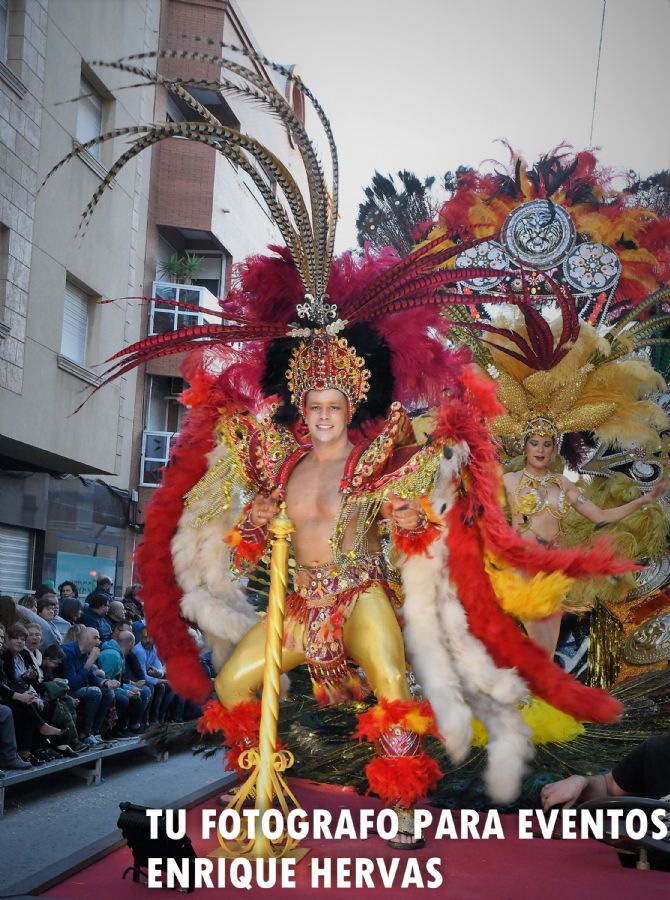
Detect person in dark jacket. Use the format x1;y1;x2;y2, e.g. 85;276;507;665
79;595;113;642
1;622;67;761
85;576;113;608
61;627;117;745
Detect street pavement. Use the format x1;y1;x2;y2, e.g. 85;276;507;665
0;745;228;893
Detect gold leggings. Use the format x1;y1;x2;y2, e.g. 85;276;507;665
214;582;410;706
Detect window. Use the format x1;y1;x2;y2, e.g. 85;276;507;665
0;0;8;63
61;280;89;365
140;376;186;486
76;75;103;161
150;282;206;335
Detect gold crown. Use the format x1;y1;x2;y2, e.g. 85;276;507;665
286;331;370;416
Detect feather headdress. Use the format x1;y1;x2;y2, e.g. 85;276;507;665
44;39;512;416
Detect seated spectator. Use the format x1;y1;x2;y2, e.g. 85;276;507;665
63;623;87;644
24;623;44;685
107;599;128;633
1;623;68;762
110;620;132;644
0;595;18;631
118;631;151;732
80;595;113;642
39;644;83;755
20;590;65;652
541;734;670;810
58;581;78;603
56;597;83;640
132;628;173;725
123;584;145;622
100;636;146;737
85;576;113;609
61;627;118;746
0;622;31;772
18;595;37;614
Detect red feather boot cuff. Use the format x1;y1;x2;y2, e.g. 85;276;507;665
197;698;262;776
356;699;443;808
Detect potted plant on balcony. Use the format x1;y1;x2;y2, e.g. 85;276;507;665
158;253;203;284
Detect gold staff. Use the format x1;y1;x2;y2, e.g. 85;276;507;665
212;502;308;860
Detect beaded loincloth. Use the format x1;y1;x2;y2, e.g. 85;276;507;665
283;553;395;706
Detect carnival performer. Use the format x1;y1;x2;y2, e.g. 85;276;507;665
504;421;667;657
45;45;640;841
425;148;670;662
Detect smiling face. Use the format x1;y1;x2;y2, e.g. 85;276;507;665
303;388;349;445
524;435;555;469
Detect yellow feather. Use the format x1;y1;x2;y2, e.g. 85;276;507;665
484;552;574;619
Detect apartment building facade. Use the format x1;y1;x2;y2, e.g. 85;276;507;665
0;0;303;596
0;0;160;595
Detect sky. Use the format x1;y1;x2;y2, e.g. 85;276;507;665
237;0;670;251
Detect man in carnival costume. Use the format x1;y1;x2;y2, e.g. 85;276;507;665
47;44;637;843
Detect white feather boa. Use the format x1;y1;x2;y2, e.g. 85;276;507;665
171;441;259;670
399;444;533;804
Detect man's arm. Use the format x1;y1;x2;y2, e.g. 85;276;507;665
541;771;627;811
133;646;158;685
62;647;102;690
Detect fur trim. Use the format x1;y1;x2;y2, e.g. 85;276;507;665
172;439;259;673
365;753;442;807
399;448;476;765
135;374;223;701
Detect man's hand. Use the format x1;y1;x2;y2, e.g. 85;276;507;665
15;691;38;705
249;489;281;528
104;679;121;689
386;494;425;531
540;774;588;811
86;647;101;667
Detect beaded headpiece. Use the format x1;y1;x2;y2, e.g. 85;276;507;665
286;331;370;417
523;416;559;442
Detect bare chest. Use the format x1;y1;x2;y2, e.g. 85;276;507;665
285;459;344;524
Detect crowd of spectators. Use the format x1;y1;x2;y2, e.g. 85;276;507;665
0;576;206;775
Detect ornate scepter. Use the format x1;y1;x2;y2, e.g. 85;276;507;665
212;503;307;861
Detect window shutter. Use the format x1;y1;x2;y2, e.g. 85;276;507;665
61;280;89;365
0;525;34;595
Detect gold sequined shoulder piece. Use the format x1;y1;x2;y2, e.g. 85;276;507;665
219;411;299;494
342;403;411;495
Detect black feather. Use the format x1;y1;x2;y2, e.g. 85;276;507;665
261;323;394;428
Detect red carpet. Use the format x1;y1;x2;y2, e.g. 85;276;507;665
42;779;668;898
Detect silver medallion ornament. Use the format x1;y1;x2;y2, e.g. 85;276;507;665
501;199;576;270
455;240;510;290
563;242;621;293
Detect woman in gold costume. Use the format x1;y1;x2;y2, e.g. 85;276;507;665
504;416;667;657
